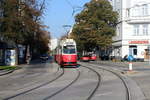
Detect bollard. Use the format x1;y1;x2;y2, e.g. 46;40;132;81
128;62;133;71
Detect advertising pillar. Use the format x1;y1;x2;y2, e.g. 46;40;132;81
5;49;16;66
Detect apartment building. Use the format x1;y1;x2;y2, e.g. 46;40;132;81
109;0;150;61
50;39;58;51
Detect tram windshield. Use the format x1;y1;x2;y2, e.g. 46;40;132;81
63;45;76;54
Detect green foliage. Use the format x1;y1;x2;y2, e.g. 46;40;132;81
34;30;50;54
0;66;17;70
71;0;118;52
0;0;50;58
0;0;21;42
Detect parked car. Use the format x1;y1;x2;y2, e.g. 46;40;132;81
40;54;49;61
101;54;109;60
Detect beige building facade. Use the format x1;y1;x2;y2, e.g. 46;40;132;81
109;0;150;61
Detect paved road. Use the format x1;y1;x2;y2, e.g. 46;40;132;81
92;60;150;100
0;59;149;100
0;60;59;100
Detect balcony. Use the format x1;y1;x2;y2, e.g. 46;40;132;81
125;4;150;24
125;16;150;24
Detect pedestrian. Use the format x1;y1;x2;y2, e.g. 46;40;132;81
26;55;31;64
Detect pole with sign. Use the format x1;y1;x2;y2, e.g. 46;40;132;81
127;55;134;71
129;62;133;71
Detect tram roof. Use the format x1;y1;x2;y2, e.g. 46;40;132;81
60;39;76;46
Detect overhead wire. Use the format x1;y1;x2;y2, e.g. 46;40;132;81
61;0;75;36
65;0;83;16
62;0;86;36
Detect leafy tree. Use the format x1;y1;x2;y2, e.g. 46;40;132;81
71;0;118;53
34;29;50;55
0;0;50;64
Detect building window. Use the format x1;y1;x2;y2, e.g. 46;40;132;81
117;26;120;36
133;7;139;16
129;45;137;56
142;4;148;16
116;0;119;2
133;25;139;36
126;8;130;17
131;4;149;17
133;48;137;55
143;24;148;36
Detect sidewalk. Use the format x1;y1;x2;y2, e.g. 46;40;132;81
0;58;56;76
0;59;43;76
95;60;150;71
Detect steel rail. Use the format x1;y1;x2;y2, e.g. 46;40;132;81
3;68;65;100
43;68;80;100
81;65;102;100
89;63;131;100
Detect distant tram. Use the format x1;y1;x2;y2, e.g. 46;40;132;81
55;39;77;67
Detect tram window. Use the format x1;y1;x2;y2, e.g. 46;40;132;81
63;45;76;54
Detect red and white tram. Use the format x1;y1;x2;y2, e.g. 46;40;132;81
55;39;77;67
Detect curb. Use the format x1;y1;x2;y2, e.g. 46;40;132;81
0;70;14;76
121;70;139;75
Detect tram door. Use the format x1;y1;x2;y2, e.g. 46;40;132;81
129;45;137;58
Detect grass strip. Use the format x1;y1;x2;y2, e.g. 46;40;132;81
0;66;17;70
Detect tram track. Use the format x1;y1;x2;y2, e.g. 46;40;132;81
43;65;102;100
3;67;81;100
90;61;146;100
43;68;80;100
2;62;132;100
3;68;65;100
85;63;131;100
81;65;102;100
0;62;59;91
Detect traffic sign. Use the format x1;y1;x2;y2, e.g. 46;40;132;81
127;55;134;61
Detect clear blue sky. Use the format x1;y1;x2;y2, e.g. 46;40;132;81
43;0;91;38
